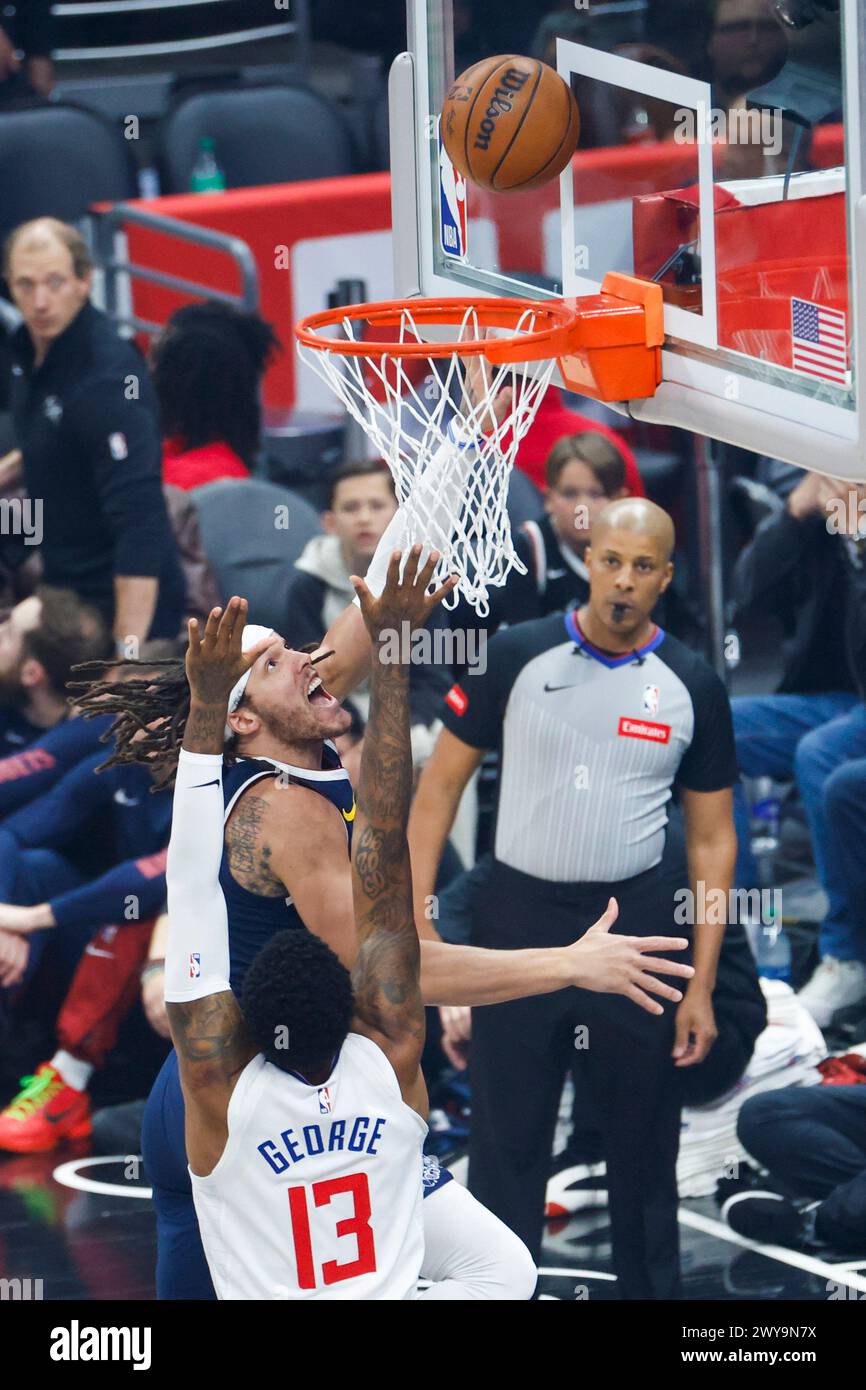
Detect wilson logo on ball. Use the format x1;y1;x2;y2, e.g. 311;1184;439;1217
441;53;581;193
473;68;531;151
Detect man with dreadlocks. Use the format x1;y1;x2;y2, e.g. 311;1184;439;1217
71;537;692;1299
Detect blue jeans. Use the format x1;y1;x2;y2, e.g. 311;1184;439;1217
737;1085;866;1249
732;693;866;961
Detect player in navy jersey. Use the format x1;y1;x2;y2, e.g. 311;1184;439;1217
76;538;693;1297
163;564;523;1298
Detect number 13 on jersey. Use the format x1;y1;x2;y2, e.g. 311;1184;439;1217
288;1172;377;1290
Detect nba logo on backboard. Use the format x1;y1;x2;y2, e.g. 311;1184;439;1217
438;122;468;260
189;953;201;979
642;684;660;716
318;1086;332;1115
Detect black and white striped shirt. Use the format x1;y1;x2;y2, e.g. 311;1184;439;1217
441;611;736;883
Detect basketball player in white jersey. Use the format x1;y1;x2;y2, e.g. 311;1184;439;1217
163;549;497;1298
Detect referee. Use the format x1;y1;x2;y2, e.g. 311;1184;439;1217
409;499;738;1299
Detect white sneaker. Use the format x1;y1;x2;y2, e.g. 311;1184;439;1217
797;956;866;1029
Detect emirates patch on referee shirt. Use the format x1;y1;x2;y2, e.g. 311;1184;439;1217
618;716;671;744
445;684;469;716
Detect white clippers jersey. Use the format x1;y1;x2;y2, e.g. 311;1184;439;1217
190;1033;427;1300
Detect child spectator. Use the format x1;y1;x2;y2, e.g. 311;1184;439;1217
447;431;632;641
514;385;643;498
284;460;451;739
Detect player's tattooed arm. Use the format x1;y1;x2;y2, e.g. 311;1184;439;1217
227;782;359;966
167;991;252;1088
349;549;455;1099
167;986;257;1174
183;697;228;754
350;670;424;1048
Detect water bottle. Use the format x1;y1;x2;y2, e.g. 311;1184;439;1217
755;921;791;983
137;166;160;200
751;775;781;889
190;138;226;193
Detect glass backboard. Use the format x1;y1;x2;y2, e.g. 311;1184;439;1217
391;0;866;476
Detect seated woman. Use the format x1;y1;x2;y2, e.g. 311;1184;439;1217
151;303;279;491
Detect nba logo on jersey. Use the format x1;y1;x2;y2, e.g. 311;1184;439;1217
317;1086;332;1115
642;684;661;716
438;123;468;261
445;683;469;717
189;952;201;979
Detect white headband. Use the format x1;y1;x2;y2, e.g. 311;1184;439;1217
224;624;275;740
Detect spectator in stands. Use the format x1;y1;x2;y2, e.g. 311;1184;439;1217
80;914;174;1159
0;643;181;1148
447;431;694;658
514;384;643;498
0;586;107;754
0;587;111;989
284;459;451;741
484;432;629;631
0;0;55;104
731;469;866;1027
725;1083;866;1253
152;303;279;491
4;218;186;648
704;0;804;180
706;0;789;116
0;907;164;1151
0;640;178;990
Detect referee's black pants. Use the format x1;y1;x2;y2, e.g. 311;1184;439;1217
469;858;683;1300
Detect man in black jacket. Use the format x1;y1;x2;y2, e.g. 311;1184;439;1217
731;467;866;1027
5;218;185;650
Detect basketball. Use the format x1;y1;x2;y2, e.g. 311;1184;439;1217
441;54;580;193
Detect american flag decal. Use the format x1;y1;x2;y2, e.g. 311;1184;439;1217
791;297;849;385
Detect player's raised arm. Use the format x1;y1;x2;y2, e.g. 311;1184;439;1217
164;598;272;1176
349;547;456;1111
310;361;506;702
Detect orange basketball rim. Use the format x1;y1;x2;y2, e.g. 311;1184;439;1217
295;272;664;404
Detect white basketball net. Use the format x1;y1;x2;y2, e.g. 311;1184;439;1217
297;304;557;616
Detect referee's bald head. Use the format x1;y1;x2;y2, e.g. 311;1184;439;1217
590;499;675;561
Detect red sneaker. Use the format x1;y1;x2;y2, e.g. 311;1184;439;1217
0;1063;91;1152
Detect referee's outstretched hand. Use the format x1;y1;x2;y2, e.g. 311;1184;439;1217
568;899;694;1016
